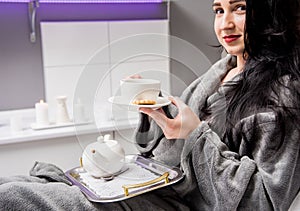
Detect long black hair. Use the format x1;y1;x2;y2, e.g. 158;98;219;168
222;0;300;150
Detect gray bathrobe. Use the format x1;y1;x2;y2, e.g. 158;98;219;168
0;55;298;211
135;54;300;210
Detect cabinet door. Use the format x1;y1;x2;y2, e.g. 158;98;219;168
109;20;170;97
109;20;169;63
41;21;111;120
41;21;109;67
44;64;111;120
110;60;170;98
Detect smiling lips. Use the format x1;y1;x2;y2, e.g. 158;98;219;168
223;35;241;43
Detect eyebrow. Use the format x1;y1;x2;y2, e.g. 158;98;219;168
212;0;246;7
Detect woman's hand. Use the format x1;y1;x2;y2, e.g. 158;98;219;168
139;96;202;139
125;74;142;79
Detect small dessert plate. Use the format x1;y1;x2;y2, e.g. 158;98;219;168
108;96;171;111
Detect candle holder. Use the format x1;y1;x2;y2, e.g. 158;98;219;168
56;96;71;124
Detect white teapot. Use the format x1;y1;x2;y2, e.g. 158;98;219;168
81;134;125;178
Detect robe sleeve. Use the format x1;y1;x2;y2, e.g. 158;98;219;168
181;112;300;210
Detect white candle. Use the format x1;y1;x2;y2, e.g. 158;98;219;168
35;99;49;126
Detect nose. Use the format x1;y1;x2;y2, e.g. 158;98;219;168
220;13;235;30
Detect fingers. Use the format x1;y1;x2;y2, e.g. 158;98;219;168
168;96;186;110
168;96;177;106
139;108;168;130
125;74;142;79
140;96;200;139
131;74;142;79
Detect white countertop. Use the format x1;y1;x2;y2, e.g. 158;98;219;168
0;108;139;145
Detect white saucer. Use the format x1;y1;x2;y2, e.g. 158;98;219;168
108;96;171;111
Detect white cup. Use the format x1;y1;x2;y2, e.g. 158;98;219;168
120;78;161;102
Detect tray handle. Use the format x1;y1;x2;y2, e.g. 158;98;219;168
122;172;169;197
80;157;83;167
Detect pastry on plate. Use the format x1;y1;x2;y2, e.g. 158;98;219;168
132;99;156;105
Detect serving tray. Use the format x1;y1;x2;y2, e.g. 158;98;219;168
65;154;184;203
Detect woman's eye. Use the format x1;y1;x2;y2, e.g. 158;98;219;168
213;8;224;14
235;5;246;12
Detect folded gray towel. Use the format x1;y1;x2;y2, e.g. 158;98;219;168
29;161;72;185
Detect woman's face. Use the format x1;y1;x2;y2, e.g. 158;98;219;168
213;0;246;56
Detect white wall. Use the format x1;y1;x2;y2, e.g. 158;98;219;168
40;20;170;122
0;129;139;177
0;133;98;176
169;0;220;95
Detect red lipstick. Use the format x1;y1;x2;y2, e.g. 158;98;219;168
223;35;241;43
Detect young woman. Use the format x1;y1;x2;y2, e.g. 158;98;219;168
136;0;300;210
0;0;299;210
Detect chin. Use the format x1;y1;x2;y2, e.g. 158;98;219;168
225;48;244;56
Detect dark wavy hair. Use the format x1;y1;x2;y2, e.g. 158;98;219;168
222;0;300;150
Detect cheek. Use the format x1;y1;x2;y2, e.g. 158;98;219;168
214;21;222;41
235;17;245;31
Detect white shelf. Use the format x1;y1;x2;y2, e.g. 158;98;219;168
0;108;138;146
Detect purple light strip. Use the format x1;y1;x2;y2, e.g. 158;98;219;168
5;0;24;1
0;0;163;3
